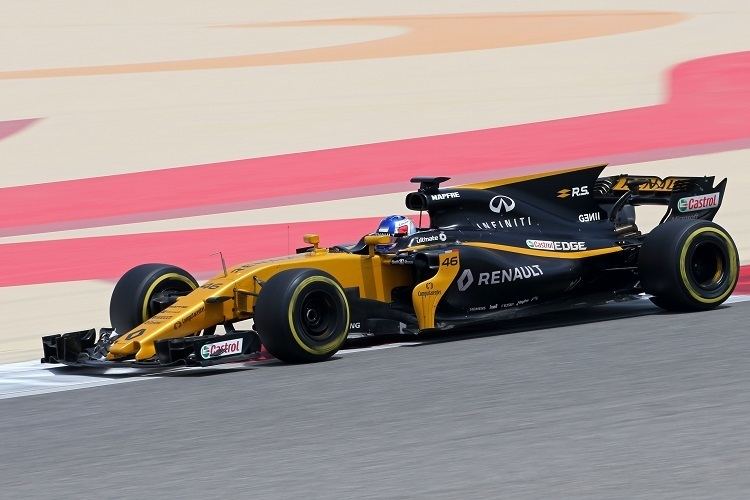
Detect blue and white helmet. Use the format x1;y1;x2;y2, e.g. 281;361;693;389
377;215;416;238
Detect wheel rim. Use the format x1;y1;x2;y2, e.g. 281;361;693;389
147;280;195;317
298;289;338;340
688;240;727;292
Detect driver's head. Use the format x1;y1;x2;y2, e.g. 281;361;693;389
375;215;416;252
377;215;416;238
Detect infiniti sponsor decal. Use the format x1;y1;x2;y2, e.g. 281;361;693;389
488;195;515;214
200;338;243;359
430;191;461;201
475;216;533;230
410;232;447;245
526;240;587;251
677;192;720;213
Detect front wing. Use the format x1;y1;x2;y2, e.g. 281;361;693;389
41;329;261;368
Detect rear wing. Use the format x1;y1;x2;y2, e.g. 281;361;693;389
594;174;727;223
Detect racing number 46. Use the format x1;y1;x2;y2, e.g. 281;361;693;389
441;256;458;267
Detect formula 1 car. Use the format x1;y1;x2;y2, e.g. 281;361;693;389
41;164;738;367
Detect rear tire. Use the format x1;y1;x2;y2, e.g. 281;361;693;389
110;263;198;334
638;220;739;311
254;269;350;363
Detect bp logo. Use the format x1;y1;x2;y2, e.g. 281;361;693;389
488;195;515;214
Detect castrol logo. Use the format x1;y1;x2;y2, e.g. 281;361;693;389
200;338;243;359
677;192;720;213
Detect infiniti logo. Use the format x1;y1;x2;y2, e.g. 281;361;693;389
488;195;515;214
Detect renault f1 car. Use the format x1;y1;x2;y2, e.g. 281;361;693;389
41;164;739;367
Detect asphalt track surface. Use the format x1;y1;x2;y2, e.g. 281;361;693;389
0;300;748;499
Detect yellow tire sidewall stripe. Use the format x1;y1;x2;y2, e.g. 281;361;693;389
141;273;197;322
678;227;738;304
287;275;350;355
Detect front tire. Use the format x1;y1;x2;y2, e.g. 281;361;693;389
254;269;350;363
638;220;739;311
109;263;198;334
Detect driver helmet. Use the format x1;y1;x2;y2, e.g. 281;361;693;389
375;215;416;251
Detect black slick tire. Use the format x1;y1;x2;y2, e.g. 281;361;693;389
254;269;350;363
638;220;739;311
109;263;198;334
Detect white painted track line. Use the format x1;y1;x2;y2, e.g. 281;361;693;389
725;295;750;304
0;342;420;400
0;360;159;400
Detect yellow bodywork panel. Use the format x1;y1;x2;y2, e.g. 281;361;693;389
412;250;460;330
108;250;412;361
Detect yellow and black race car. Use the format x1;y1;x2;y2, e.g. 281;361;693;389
41;164;738;367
